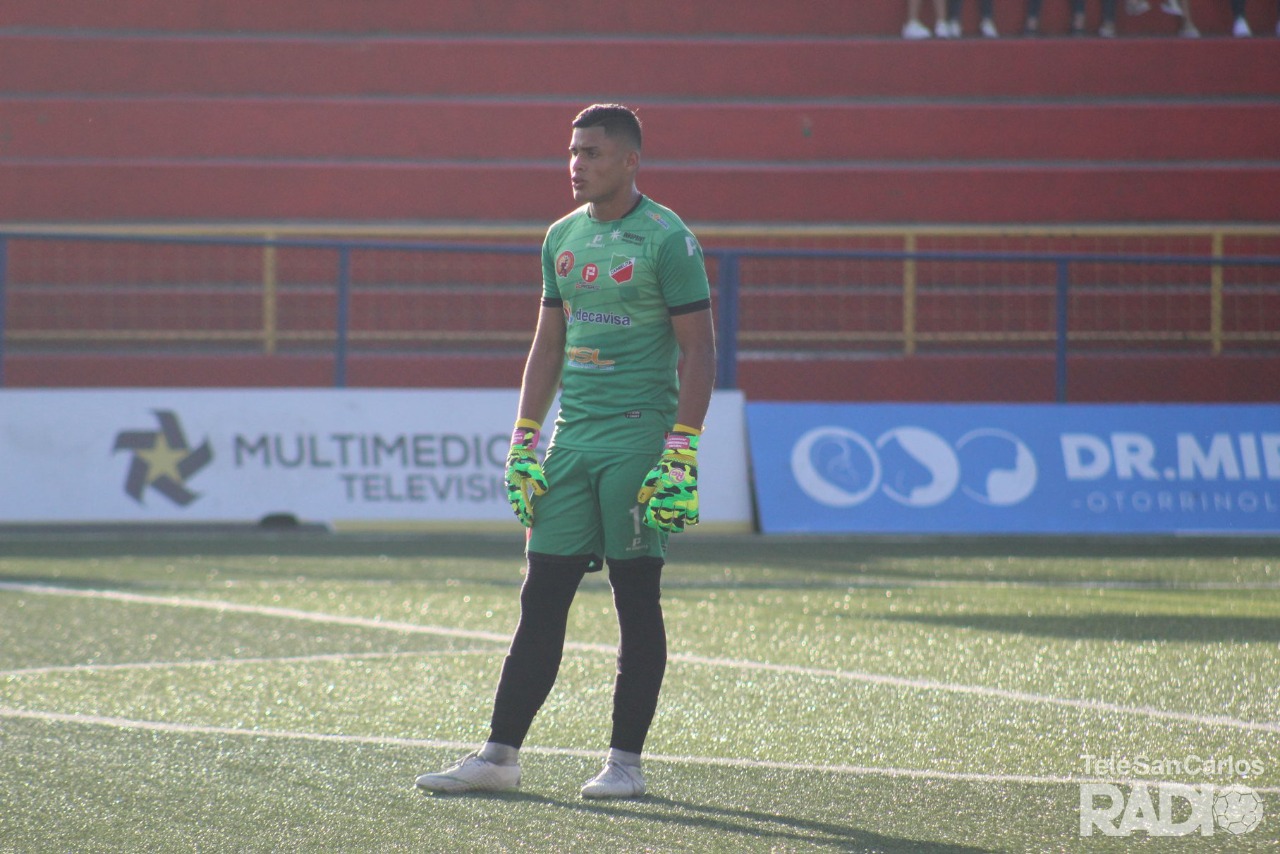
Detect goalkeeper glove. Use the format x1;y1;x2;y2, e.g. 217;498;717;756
637;424;701;533
505;418;548;528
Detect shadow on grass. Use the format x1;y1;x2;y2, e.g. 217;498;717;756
874;611;1280;643
417;788;993;852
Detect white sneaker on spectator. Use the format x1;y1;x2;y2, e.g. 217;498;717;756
980;18;999;37
1160;0;1183;14
1233;16;1252;36
1125;0;1149;14
1098;21;1117;37
934;20;954;37
902;19;931;38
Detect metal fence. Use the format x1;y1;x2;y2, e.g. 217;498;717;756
1;226;1278;401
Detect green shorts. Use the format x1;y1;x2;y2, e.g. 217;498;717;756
527;444;667;564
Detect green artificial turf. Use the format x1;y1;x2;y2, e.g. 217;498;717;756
1;532;1276;852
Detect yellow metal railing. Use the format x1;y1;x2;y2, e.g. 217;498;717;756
3;222;1277;356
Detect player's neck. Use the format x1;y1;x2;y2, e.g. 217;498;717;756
588;188;643;223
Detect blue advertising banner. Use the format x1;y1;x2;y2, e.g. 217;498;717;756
747;403;1280;535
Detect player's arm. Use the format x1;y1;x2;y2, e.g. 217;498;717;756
670;305;716;432
636;303;715;532
506;301;565;527
517;302;566;425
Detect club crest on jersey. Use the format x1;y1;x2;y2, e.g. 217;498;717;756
609;254;635;285
556;250;575;278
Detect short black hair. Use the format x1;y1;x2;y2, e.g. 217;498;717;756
572;103;642;150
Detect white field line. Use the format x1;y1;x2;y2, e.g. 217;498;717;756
1;706;1277;794
2;581;1278;735
0;648;498;679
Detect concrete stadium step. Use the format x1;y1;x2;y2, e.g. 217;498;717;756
4;160;1278;223
0;0;883;37
2;0;1271;38
4;35;1279;100
6;97;1279;163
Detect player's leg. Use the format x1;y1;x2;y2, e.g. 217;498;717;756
487;552;594;748
582;452;668;798
582;557;665;799
414;555;591;793
416;448;601;794
607;561;666;756
490;445;604;753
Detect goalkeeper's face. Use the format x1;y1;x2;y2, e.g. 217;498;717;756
568;126;639;211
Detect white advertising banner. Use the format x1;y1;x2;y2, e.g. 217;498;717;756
0;389;752;529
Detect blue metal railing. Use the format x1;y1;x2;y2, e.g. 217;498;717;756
1;230;1277;401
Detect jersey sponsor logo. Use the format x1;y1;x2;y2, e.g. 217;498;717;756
609;254;635;285
647;211;670;230
560;248;581;279
572;309;632;327
686;236;700;256
583;263;599;283
588;234;605;248
610;229;646;245
556;250;575;278
566;346;615;369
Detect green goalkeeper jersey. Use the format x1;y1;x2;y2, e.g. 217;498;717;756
541;195;711;452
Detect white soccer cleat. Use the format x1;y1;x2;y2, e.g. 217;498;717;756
415;752;520;794
581;760;646;799
902;19;931;39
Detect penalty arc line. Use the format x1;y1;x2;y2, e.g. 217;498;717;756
2;581;1278;735
2;706;1277;794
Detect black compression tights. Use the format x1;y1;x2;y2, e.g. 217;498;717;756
487;555;667;755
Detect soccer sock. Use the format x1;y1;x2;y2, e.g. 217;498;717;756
487;554;590;749
605;557;667;756
607;748;642;768
478;741;519;766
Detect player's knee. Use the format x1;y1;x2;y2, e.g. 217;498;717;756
606;556;664;600
521;552;596;609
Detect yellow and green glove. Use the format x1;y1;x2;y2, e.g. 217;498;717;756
505;418;548;527
637;424;701;533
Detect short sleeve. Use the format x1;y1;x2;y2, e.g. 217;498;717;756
656;230;711;311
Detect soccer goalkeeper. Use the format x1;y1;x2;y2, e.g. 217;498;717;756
415;104;715;800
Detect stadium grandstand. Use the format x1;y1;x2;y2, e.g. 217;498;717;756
0;0;1277;401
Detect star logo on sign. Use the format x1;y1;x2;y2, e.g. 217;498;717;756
113;410;213;506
